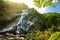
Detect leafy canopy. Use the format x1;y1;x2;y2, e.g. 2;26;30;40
33;0;60;8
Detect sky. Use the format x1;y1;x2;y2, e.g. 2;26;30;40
9;0;60;14
45;2;60;13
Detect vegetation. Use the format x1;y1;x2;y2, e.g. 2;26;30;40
27;9;47;31
33;0;60;8
0;0;60;40
0;0;28;30
0;0;28;20
25;10;60;40
48;32;60;40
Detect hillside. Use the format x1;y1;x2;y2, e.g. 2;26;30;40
0;1;28;20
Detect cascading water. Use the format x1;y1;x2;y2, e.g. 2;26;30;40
15;10;33;34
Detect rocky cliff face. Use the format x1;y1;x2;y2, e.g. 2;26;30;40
26;13;46;31
0;9;46;34
0;15;20;34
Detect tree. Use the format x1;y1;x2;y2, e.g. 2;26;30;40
26;8;47;31
33;0;60;8
0;0;28;20
0;0;6;16
43;13;60;28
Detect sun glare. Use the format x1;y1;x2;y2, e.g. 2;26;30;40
9;0;46;14
9;0;34;8
9;0;24;3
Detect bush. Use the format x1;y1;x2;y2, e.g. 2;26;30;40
51;25;57;32
48;32;60;40
26;31;41;40
26;30;51;40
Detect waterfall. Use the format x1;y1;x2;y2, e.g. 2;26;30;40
0;10;33;34
15;10;33;34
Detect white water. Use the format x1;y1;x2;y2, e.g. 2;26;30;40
16;10;33;34
15;10;33;34
0;10;33;34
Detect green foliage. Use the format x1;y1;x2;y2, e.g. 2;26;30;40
48;32;60;40
26;30;51;40
42;13;60;34
43;13;60;28
27;9;47;31
51;25;57;32
26;31;41;40
57;26;60;31
33;0;60;8
27;9;60;32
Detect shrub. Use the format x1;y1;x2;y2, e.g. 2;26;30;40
51;25;57;32
26;31;41;40
48;32;60;40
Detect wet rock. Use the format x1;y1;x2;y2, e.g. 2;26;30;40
19;37;25;40
20;34;26;38
8;37;14;40
0;35;3;37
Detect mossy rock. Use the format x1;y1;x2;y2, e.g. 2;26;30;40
48;32;60;40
